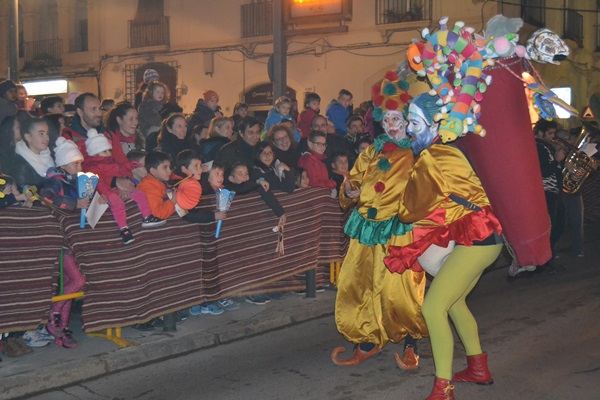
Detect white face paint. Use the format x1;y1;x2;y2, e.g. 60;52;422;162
382;110;407;141
407;103;438;155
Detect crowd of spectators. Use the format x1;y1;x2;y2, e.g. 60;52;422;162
0;72;374;357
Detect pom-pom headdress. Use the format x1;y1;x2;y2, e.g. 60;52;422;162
372;70;412;121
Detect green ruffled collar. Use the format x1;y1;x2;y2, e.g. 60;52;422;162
373;134;412;151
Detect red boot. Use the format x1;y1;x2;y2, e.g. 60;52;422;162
452;353;493;385
425;377;454;400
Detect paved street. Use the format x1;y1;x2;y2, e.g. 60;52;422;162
26;239;600;400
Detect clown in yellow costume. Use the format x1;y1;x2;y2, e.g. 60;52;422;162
384;93;503;400
331;70;428;367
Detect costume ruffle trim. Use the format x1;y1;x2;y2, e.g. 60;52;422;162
384;206;502;273
344;208;413;246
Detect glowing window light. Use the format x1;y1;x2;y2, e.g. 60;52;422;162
551;87;572;119
22;79;68;96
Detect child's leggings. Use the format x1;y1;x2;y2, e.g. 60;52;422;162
50;252;85;328
107;189;152;229
421;244;503;380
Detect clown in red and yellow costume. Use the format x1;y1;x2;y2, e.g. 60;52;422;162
384;93;503;400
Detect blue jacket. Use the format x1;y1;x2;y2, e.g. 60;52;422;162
326;99;350;136
264;108;301;142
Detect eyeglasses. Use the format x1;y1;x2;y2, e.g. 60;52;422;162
261;152;274;156
274;136;290;142
310;141;327;148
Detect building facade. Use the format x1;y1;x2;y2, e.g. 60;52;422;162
1;0;597;124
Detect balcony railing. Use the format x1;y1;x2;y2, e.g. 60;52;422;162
375;0;429;25
564;9;583;46
596;24;600;52
128;16;170;48
522;0;545;28
24;38;62;68
241;1;273;38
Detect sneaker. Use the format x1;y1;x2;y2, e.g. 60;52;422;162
131;322;155;331
217;298;240;311
120;227;135;244
3;337;26;357
35;325;54;341
22;329;51;348
190;303;224;316
141;215;166;228
577;251;584;258
245;295;271;305
55;328;78;348
46;313;62;337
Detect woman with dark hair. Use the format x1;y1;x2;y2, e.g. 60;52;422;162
45;113;66;155
252;142;296;193
156;113;192;161
106;102;145;157
0;115;20;171
266;123;300;169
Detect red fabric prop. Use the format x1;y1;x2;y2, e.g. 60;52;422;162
458;57;551;266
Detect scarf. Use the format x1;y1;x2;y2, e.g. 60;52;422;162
15;140;55;177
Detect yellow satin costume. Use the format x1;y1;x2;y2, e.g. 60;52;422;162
335;136;428;348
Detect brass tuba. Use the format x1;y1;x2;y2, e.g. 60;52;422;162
553;122;598;194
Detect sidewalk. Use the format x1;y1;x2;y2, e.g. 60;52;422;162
0;290;337;400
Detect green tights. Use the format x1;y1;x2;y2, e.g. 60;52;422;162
421;244;502;380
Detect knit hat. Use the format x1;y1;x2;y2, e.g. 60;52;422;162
203;89;219;103
371;71;411;121
409;93;440;126
143;69;160;84
54;137;84;167
85;129;112;156
0;80;17;97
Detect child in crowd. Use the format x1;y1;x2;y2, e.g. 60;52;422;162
172;150;227;224
40;137;89;348
136;150;177;222
126;149;148;184
138;82;169;138
252;142;296;193
356;136;372;154
297;92;321;139
298;130;336;190
225;163;284;306
84;129;165;244
329;152;349;195
326;89;353;136
231;102;248;128
0;174;32;208
264;96;300;141
295;168;310;189
200;162;225;195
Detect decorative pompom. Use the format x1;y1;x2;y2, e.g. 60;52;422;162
398;80;410;90
399;93;411;104
377;157;391;171
372;84;381;97
384;70;399;81
383;82;398;96
374;182;386;193
385;99;399;111
367;207;378;219
382;142;398;153
373;94;384;106
373;107;383;121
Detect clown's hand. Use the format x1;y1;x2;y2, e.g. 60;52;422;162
344;180;361;199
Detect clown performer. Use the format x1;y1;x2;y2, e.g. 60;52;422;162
331;70;428;368
384;93;503;400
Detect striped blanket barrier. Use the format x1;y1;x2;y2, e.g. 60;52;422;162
0;207;64;332
55;187;349;332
